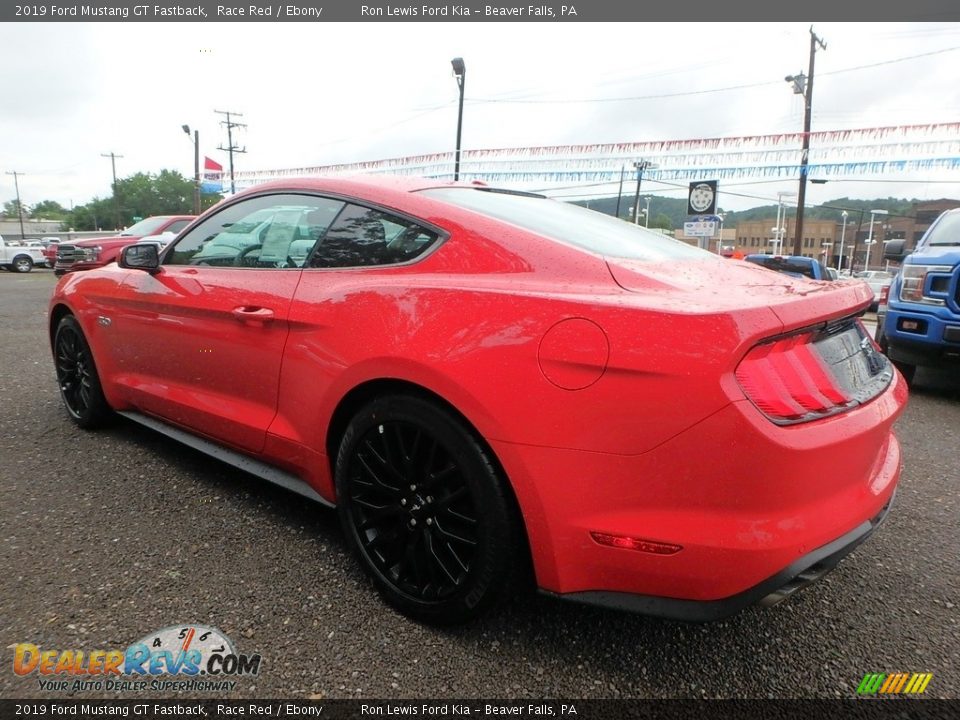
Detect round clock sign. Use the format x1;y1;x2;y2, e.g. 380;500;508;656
688;182;716;214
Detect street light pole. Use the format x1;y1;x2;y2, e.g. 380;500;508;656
838;210;848;271
643;195;652;228
774;202;784;254
451;57;466;182
775;190;797;255
182;125;201;215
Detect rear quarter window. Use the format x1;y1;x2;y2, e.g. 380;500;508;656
421;188;708;261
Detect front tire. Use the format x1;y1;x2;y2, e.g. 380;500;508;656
53;315;112;428
12;255;33;273
335;395;523;624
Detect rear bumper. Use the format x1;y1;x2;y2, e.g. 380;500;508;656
543;493;894;621
492;369;906;615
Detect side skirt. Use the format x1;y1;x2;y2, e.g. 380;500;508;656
118;410;334;508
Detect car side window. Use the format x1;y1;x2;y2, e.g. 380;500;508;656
165;219;192;235
307;203;440;269
165;194;344;268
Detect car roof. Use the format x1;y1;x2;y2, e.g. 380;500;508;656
244;175;451;195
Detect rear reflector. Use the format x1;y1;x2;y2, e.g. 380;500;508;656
590;532;682;555
736;319;894;424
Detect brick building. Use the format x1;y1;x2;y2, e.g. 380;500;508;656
727;199;960;271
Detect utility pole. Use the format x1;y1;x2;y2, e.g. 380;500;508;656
632;160;657;225
215;110;246;194
615;165;625;219
101;151;124;229
5;171;27;240
786;26;826;257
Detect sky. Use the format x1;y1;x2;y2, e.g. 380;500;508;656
1;21;960;214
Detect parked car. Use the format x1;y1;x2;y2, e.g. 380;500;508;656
743;254;835;280
854;270;894;311
0;235;46;272
40;238;62;267
49;177;905;624
875;209;960;385
54;215;194;276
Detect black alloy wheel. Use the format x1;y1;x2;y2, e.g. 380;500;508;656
54;315;112;428
336;395;523;624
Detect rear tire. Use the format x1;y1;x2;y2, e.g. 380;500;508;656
12;255;33;273
335;394;523;624
53;315;112;428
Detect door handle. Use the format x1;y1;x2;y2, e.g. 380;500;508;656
231;306;275;325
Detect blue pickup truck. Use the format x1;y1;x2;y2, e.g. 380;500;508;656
876;208;960;385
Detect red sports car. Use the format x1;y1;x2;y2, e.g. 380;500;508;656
49;176;906;624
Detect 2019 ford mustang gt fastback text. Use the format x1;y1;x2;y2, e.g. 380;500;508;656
50;176;907;624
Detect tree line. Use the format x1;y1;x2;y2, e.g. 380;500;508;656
1;170;223;231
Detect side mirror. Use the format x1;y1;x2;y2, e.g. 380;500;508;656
883;239;907;261
119;243;160;272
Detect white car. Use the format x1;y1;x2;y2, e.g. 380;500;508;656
855;270;894;310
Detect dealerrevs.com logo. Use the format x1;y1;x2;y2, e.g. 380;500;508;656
10;625;261;693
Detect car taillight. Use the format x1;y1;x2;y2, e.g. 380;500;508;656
735;332;851;424
878;285;889;308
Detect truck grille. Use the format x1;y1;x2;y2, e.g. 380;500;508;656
56;245;80;267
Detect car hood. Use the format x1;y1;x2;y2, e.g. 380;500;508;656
906;246;960;266
606;257;874;332
69;235;140;249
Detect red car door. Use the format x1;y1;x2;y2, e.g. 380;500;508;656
108;194;345;453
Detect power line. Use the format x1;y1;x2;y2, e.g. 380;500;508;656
467;45;960;106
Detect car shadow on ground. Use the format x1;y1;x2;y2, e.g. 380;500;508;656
91;413;901;698
910;367;960;400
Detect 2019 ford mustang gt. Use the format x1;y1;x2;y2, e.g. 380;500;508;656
49;176;907;624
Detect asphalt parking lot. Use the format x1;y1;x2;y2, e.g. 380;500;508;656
1;270;958;700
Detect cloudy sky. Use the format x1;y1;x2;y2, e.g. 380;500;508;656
1;21;959;213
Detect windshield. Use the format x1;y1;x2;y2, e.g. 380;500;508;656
924;210;960;247
744;255;818;279
120;217;173;236
421;188;709;261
